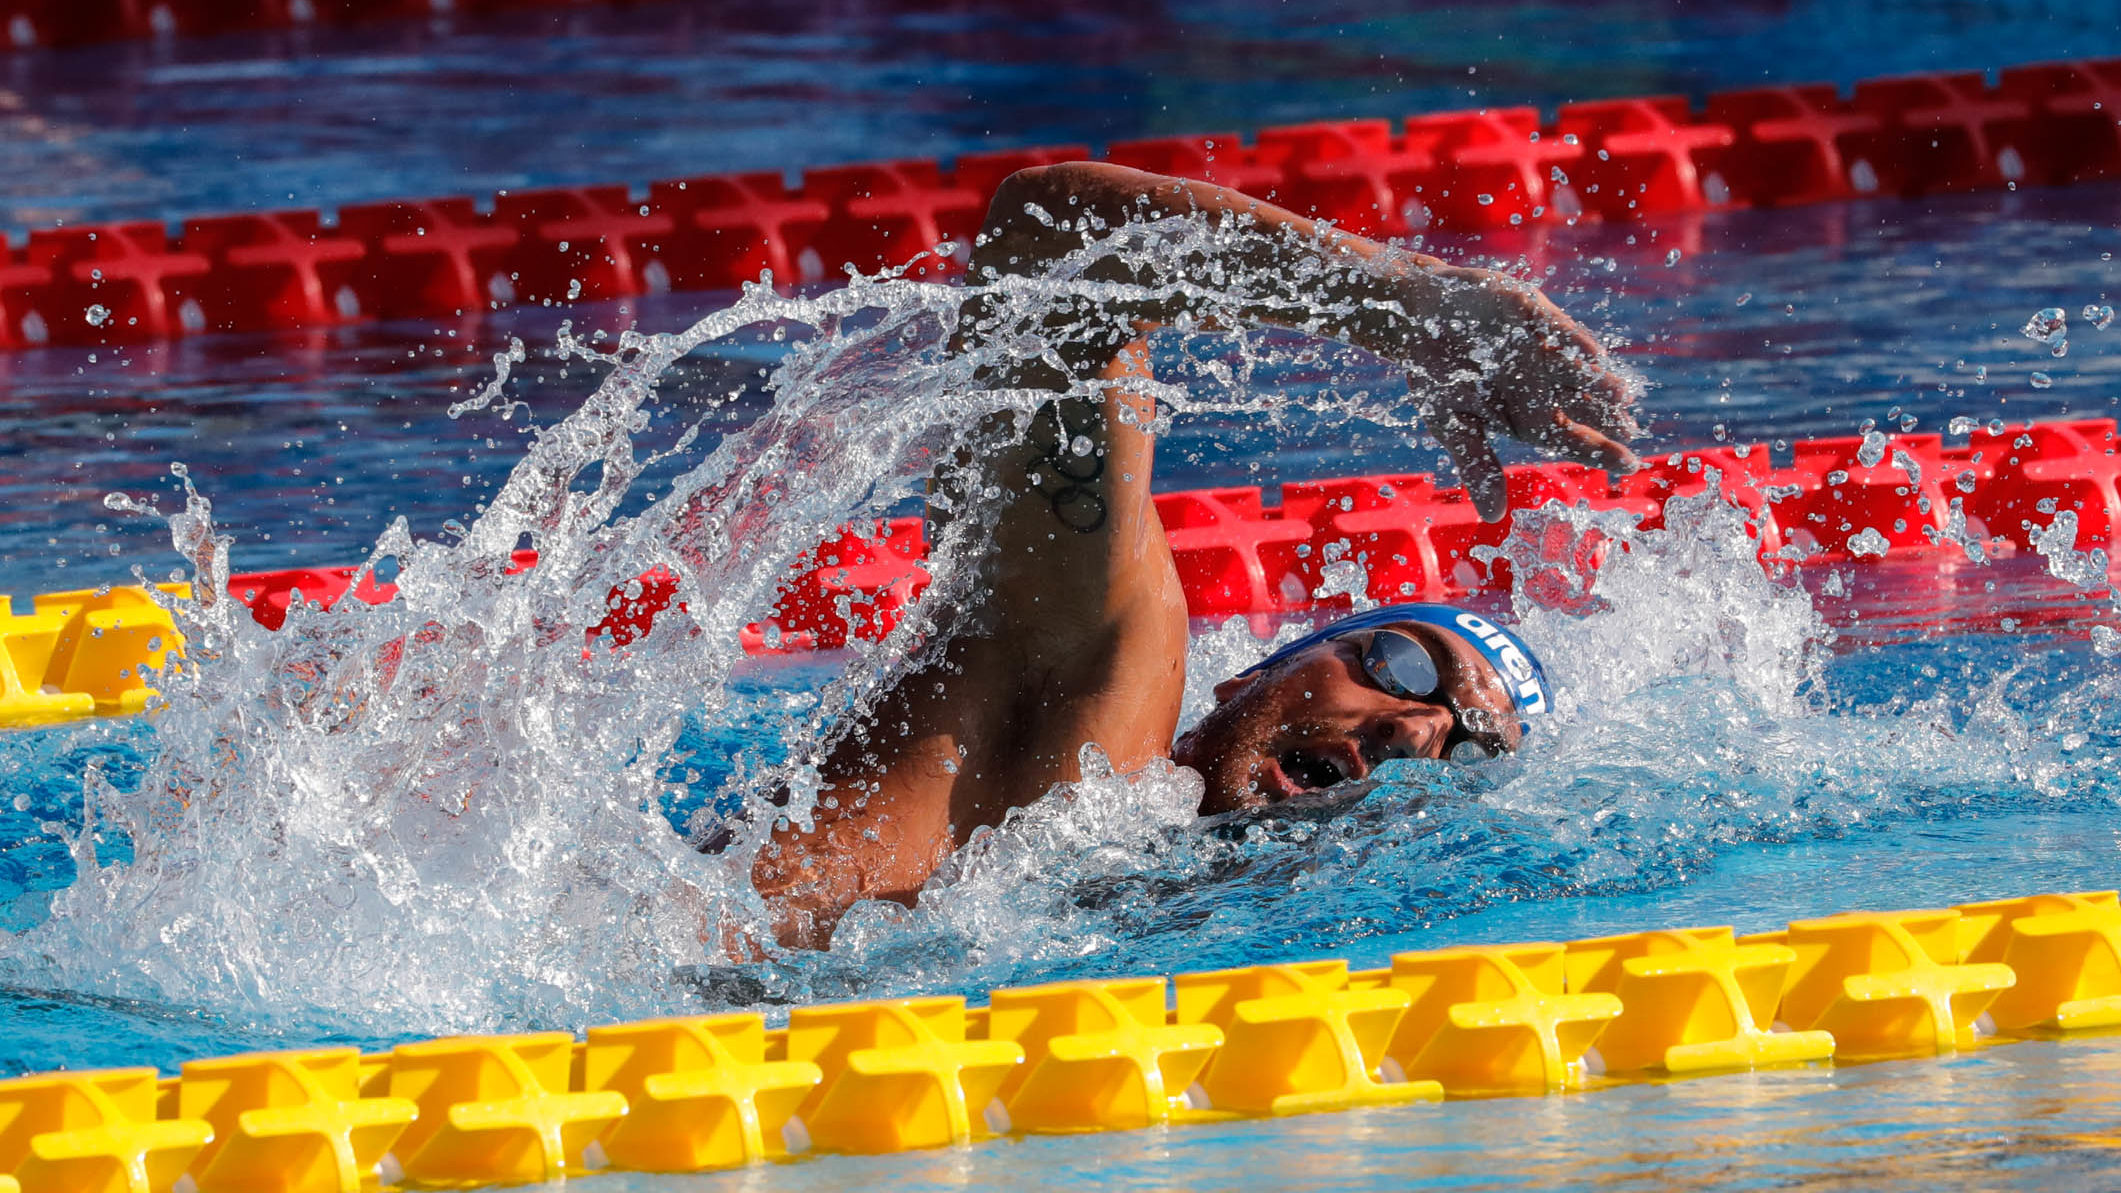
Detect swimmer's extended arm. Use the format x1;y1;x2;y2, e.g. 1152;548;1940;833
747;164;1636;950
964;162;1640;520
913;161;1643;836
932;160;1642;823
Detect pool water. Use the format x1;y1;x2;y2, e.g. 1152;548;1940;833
5;3;2121;1190
8;0;2121;236
594;1024;2121;1190
7;184;2120;596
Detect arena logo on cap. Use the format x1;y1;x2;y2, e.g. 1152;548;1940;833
1454;612;1548;714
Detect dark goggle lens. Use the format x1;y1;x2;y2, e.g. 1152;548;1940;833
1361;630;1442;701
1360;630;1510;763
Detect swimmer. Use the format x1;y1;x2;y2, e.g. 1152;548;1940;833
740;163;1639;948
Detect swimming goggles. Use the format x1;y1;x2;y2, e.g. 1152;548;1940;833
1346;627;1512;763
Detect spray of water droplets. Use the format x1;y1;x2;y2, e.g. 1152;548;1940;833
1;215;2114;1039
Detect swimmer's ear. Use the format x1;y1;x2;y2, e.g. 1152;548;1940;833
1213;673;1256;702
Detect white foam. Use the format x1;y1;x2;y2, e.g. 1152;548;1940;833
4;211;2099;1042
7;215;1591;1035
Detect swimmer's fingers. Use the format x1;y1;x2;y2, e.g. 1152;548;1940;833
1544;407;1640;475
1467;271;1643;456
1439;407;1632;524
1481;358;1637;475
1556;349;1645;453
1496;351;1644;477
1425;376;1636;524
1428;406;1510;523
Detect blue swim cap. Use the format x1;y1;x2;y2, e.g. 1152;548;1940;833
1241;603;1552;718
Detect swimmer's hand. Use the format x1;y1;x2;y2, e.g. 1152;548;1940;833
1399;264;1641;522
961;163;1638;523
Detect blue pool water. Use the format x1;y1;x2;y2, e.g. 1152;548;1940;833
6;0;2121;236
5;3;2121;1190
7;184;2121;596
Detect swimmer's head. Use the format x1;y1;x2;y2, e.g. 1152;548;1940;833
1172;604;1551;815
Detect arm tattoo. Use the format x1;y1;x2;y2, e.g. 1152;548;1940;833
1025;404;1109;533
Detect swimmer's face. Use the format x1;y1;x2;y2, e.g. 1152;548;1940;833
1172;622;1523;816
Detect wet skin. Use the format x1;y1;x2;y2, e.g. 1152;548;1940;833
743;162;1637;949
1173;623;1526;818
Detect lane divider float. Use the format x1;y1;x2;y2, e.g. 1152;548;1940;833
2;60;2117;349
5;418;2115;732
5;890;2121;1189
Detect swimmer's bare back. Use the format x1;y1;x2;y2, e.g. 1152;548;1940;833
747;163;1638;948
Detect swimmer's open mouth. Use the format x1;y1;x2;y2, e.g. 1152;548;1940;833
1278;746;1349;792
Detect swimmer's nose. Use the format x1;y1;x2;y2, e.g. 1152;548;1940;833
1368;704;1455;762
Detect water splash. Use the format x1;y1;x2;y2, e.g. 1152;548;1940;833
1;213;1601;1034
2022;306;2068;357
2031;509;2120;658
752;492;2119;996
1;213;2112;1043
1507;491;1827;718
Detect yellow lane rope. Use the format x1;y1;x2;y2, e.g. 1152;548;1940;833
4;892;2118;1190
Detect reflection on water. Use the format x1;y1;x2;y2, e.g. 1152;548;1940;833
570;1031;2121;1191
1;122;2119;1193
5;0;2118;234
7;184;2120;595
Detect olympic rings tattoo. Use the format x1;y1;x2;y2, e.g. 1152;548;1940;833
1027;409;1109;534
1047;482;1107;532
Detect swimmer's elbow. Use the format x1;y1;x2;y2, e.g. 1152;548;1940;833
981;164;1079;242
989;161;1104;208
979;162;1161;250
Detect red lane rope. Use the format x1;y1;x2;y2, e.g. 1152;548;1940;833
3;60;2118;351
217;419;2120;656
